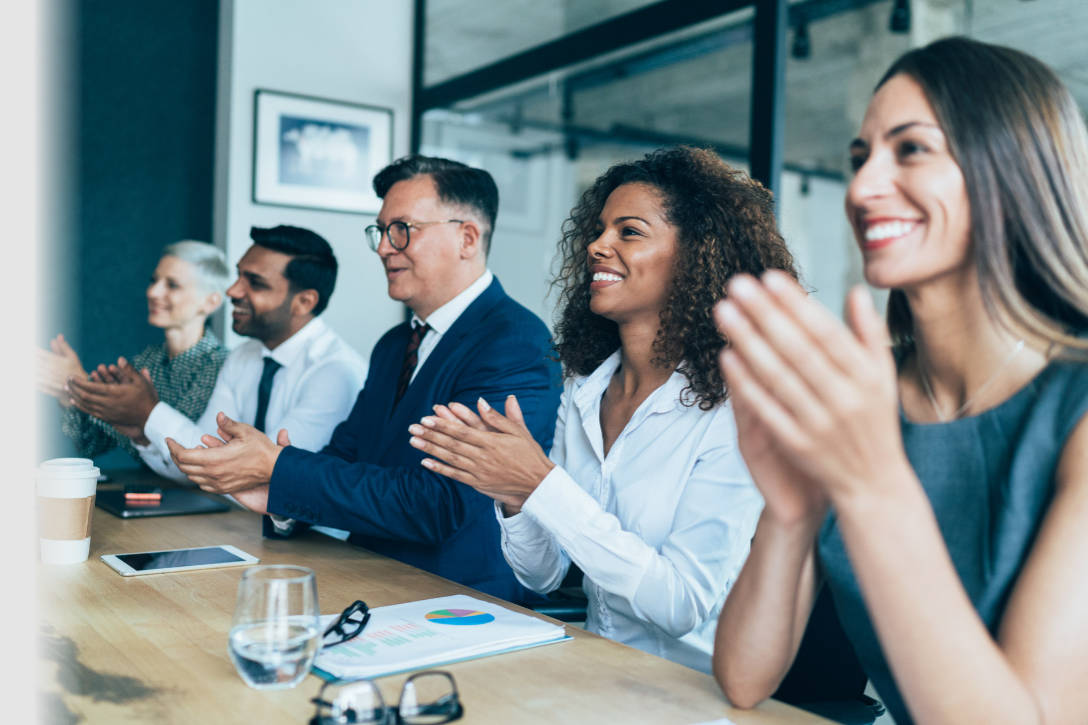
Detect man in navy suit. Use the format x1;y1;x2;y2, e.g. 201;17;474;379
167;156;561;601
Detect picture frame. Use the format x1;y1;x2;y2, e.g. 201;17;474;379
252;89;393;215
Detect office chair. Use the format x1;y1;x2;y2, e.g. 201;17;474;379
773;587;885;725
529;565;588;623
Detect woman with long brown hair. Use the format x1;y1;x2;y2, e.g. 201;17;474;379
712;37;1088;724
408;146;796;672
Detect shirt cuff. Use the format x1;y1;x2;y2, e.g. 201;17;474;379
143;401;193;450
521;466;599;541
268;514;296;535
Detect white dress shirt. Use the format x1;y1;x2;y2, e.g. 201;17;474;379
497;351;763;673
136;317;368;485
408;269;492;383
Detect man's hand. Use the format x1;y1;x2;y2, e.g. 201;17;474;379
231;484;271;516
165;413;289;494
67;357;159;427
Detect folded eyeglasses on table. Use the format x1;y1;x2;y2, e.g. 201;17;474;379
309;670;464;725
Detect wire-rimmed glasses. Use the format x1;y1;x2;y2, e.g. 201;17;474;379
322;600;371;650
364;220;464;252
309;670;464;725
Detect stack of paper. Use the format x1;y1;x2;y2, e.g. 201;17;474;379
313;594;569;680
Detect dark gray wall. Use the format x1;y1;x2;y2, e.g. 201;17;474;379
40;0;219;467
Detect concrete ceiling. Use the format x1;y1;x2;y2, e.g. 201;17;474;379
423;0;1088;177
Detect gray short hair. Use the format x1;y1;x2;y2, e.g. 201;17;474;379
160;240;230;295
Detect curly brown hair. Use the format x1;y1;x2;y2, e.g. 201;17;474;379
552;146;797;410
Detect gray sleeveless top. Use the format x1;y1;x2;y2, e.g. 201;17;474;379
817;355;1088;725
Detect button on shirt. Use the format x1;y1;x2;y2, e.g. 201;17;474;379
136;317;368;483
497;351;763;673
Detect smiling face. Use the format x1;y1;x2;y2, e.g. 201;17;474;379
845;73;972;291
375;174;483;320
146;255;217;330
225;245;297;347
586;182;678;325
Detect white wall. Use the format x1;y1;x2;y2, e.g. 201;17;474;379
776;171;856;316
214;0;414;356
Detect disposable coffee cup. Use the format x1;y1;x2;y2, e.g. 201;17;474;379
36;458;99;565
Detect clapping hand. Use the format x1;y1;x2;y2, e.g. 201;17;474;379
36;334;87;405
165;412;288;497
67;356;159;430
408;396;554;515
714;271;907;509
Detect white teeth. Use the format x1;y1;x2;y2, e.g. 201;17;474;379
592;272;623;282
865;221;916;241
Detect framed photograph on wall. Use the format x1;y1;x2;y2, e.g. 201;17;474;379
252;89;393;214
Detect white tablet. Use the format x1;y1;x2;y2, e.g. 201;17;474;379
100;544;259;576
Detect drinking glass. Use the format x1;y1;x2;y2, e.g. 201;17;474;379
228;565;321;690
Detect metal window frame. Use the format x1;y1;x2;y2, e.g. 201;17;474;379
410;0;879;198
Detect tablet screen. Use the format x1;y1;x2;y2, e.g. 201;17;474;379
117;546;244;571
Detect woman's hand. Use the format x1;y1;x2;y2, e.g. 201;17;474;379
408;395;554;514
715;271;908;508
36;334;87;405
722;355;828;530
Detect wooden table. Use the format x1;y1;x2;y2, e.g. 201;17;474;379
38;475;830;724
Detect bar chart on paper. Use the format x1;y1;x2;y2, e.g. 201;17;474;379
313;594;568;679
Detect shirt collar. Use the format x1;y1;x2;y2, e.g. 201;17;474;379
411;269;493;335
572;349;688;416
262;316;326;368
170;329;220;363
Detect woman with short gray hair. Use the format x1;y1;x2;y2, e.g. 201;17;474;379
38;240;230;463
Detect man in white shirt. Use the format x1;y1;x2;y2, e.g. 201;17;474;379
166;156;561;601
67;225;367;488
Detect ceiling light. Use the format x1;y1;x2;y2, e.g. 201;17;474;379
889;0;911;33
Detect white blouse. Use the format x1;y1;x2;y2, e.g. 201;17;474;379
497;351;763;673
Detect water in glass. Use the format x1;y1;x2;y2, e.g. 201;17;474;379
229;565;320;690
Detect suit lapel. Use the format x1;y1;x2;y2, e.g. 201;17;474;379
380;279;506;448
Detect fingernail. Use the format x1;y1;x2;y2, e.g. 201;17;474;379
421;459;434;469
420;416;437;427
478;397;491;411
408;424;424;435
729;275;756;298
717;301;739;323
409;436;423;448
763;270;788;290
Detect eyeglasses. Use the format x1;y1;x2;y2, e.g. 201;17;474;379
364;220;464;252
323;600;371;650
310;670;464;725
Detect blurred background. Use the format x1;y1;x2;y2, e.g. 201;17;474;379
36;0;1088;469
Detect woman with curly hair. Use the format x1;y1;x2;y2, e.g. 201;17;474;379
408;145;797;672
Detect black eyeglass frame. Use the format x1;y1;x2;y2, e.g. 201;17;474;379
309;669;464;725
322;600;371;650
364;219;464;252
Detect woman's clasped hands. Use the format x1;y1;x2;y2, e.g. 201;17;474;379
408;396;555;515
715;270;912;515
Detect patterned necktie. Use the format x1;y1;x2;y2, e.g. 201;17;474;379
254;357;282;433
395;321;429;405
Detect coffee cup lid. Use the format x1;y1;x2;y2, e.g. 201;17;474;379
36;458;101;480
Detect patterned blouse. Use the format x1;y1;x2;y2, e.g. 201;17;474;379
61;330;228;462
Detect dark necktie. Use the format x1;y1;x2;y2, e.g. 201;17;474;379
395;321;429;405
254;357;282;433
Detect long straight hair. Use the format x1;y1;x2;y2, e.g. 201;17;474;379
879;37;1088;355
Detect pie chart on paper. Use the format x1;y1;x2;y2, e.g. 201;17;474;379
424;608;496;626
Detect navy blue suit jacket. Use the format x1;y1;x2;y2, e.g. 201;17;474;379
267;278;561;602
